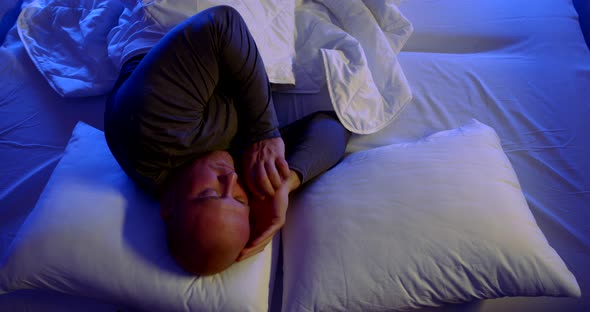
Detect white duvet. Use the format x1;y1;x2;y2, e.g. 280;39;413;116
281;0;413;133
17;0;413;134
17;0;295;95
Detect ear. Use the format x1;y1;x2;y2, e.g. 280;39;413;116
160;184;177;220
159;168;187;220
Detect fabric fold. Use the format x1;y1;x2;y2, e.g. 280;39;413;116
283;0;413;134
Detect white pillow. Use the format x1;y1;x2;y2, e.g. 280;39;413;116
0;122;278;311
282;119;580;311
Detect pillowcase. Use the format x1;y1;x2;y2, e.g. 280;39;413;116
282;119;580;311
0;122;278;311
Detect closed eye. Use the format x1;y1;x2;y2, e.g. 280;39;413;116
197;188;219;198
235;197;248;205
197;189;247;205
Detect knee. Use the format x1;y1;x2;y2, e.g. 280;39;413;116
185;5;246;36
201;5;245;24
208;5;240;17
310;111;352;141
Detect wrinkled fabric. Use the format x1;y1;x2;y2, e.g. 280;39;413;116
16;0;414;134
281;0;413;134
16;0;296;97
17;0;123;96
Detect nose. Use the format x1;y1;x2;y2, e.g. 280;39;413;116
221;171;238;197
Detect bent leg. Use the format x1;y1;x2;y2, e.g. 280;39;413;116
280;111;351;185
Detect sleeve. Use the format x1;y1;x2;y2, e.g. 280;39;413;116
214;6;281;147
280;111;351;185
229;79;281;145
229;79;281;154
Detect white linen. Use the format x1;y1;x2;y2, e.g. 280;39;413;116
0;122;278;312
17;0;124;97
343;0;590;310
16;0;414;134
2;0;589;310
282;0;413;134
282;120;580;311
16;0;296;96
107;0;296;84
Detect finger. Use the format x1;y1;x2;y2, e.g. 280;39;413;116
240;237;269;258
238;231;276;261
237;241;267;261
245;161;266;198
238;224;279;259
242;156;261;197
256;162;275;196
246;169;264;198
248;224;276;249
250;223;281;247
237;243;267;262
276;157;290;181
265;161;282;190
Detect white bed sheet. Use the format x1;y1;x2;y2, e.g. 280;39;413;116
1;0;589;311
345;0;590;310
0;19;120;310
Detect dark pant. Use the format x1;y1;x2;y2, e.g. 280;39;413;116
105;5;277;194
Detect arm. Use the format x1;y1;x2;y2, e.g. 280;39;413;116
237;111;350;261
214;8;293;196
211;6;281;146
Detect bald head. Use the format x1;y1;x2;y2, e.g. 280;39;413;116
159;151;251;275
166;197;250;275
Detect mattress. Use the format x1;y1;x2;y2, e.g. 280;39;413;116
1;0;589;311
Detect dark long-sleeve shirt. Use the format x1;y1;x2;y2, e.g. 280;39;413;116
104;6;349;196
105;55;349;195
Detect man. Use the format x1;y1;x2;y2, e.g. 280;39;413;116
104;5;350;275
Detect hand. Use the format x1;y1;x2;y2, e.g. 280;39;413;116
237;184;289;262
242;137;290;198
237;170;301;262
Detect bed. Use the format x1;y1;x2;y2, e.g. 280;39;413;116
0;0;588;311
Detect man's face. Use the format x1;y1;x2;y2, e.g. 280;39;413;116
161;151;252;275
183;150;249;208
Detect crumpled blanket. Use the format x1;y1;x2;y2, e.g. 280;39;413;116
288;0;413;133
16;0;413;134
17;0;124;97
17;0;295;96
106;0;296;87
